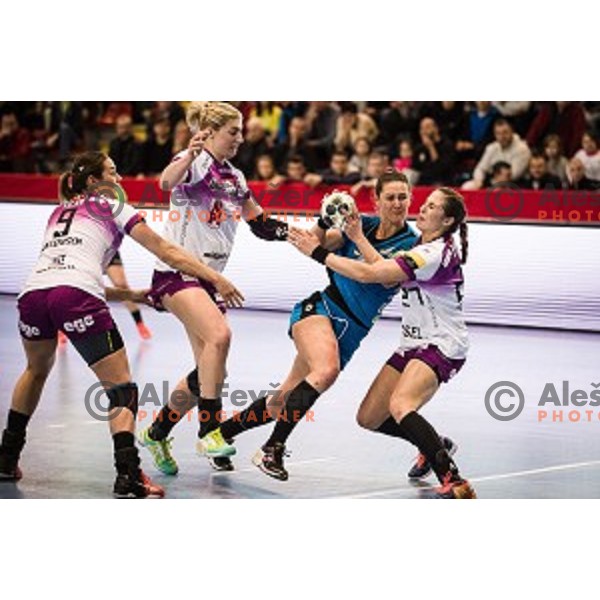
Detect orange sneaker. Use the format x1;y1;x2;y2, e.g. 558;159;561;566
430;474;477;499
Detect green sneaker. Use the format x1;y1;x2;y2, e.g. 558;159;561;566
137;427;178;475
196;428;236;458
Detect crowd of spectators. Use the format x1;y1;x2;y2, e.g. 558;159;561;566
1;101;599;191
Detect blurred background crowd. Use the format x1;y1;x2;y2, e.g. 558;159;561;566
1;101;599;191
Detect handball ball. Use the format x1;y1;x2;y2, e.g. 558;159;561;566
321;190;357;229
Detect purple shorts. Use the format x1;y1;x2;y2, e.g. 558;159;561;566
18;287;116;341
386;345;466;384
148;270;226;314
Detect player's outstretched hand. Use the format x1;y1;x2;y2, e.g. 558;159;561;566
288;228;321;257
215;275;245;308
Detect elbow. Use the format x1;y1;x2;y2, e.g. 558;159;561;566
159;175;173;192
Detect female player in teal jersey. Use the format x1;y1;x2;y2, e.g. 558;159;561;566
199;170;418;480
290;186;475;499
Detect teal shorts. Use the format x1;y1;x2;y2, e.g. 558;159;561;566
288;290;370;370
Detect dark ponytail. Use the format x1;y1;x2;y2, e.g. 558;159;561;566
438;187;468;264
58;151;107;201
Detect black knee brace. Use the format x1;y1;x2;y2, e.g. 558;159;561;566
107;383;139;416
186;368;200;398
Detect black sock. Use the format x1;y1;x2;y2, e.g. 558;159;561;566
149;404;186;441
7;409;30;435
375;417;414;444
131;310;143;325
198;397;223;437
113;431;135;453
399;411;460;483
221;396;273;440
265;380;320;447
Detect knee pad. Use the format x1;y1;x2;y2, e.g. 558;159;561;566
71;327;124;366
186;368;200;398
107;382;139;416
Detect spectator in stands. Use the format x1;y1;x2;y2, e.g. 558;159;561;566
305;150;361;188
150;102;185;132
349;137;372;177
392;140;419;186
285;155;307;182
517;154;562;190
46;101;84;165
463;119;531;190
275;102;307;145
254;154;284;187
378;101;418;152
108;115;141;176
235;117;271;179
489;161;513;187
526;102;587;157
274;116;315;172
421;101;465;143
457;101;499;157
493;102;534;136
574;132;600;183
304;101;339;170
334;102;379;155
565;157;599;190
140;117;173;177
412;117;456;185
0;111;31;172
250;102;283;143
543;134;568;186
172;120;191;156
350;151;388;196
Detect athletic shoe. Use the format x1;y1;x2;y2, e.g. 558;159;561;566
0;430;25;481
408;436;457;481
196;428;236;458
252;443;289;481
429;474;477;499
113;447;165;498
113;470;165;499
137;426;178;475
136;322;152;340
207;456;235;472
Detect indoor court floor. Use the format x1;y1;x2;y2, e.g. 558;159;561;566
1;296;599;499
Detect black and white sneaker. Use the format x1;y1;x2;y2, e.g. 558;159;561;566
252;443;289;481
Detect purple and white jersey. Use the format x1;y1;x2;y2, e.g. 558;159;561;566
155;149;250;274
394;234;469;359
20;195;142;300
